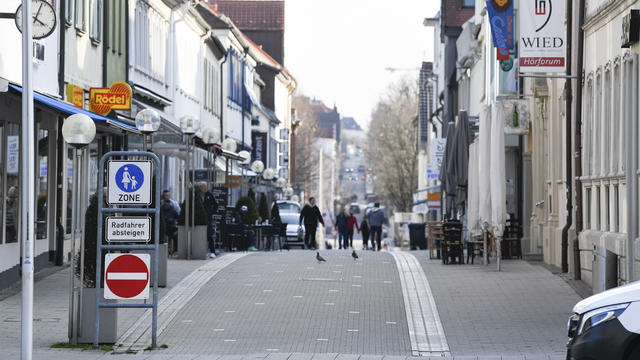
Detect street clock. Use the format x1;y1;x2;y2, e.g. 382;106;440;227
14;0;57;40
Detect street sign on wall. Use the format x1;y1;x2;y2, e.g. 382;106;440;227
104;253;150;300
519;0;566;73
107;160;152;205
106;217;151;243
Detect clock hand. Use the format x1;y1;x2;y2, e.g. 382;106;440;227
34;17;45;26
34;3;43;20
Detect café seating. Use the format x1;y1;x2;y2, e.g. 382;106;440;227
501;218;522;259
222;223;248;251
442;220;463;264
427;221;444;259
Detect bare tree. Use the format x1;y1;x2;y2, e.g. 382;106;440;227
365;77;419;212
292;95;320;193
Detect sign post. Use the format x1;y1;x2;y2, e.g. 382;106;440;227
94;152;161;349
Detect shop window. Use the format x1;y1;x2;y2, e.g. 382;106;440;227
5;124;20;243
66;147;73;235
36;129;48;240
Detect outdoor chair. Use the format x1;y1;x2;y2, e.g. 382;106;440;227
427;221;444;259
222;223;248;251
466;235;485;264
442;220;463;264
263;224;284;251
501;219;522;259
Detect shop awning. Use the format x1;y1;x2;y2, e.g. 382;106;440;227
9;84;139;133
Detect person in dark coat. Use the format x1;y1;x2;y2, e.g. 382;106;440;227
360;217;370;250
198;182;217;256
299;196;324;250
335;208;348;249
161;190;179;254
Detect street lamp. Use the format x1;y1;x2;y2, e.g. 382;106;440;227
251;160;265;192
237;150;251;195
202;127;220;191
135;109;161;151
61;113;96;345
180;115;199;260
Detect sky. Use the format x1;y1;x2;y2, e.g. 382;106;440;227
284;0;441;130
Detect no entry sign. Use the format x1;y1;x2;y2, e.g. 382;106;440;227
104;253;150;300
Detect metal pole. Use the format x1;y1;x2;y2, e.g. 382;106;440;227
561;0;573;274
628;55;639;283
191;139;195;257
143;134;148;152
185;138;191;260
68;149;79;344
93;159;106;349
76;149;85;339
21;0;35;357
152;155;160;348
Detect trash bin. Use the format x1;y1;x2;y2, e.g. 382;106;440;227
408;223;426;250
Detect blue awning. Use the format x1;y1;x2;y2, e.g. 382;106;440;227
9;84;139;133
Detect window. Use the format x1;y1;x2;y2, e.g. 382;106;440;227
228;48;247;108
75;0;86;32
605;185;610;232
280;129;289;141
585;188;591;230
36;129;49;240
134;2;168;81
5;124;20;243
204;58;221;117
65;0;74;24
596;187;601;230
90;0;103;42
614;185;619;232
462;0;474;7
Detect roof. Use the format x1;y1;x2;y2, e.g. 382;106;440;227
205;1;284;31
242;33;293;80
341;117;362;131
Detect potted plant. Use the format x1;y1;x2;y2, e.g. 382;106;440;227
77;193;117;344
177;188;209;259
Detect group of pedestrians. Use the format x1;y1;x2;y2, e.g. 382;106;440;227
337;202;385;251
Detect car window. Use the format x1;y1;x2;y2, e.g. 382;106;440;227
278;203;300;213
280;213;300;224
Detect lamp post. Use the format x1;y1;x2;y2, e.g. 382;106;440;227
180;116;199;260
135;109;161;151
202;128;220;191
222;138;237;205
62;114;96;345
237;150;251;195
251;160;265;192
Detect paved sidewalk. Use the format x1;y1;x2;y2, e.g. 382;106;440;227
416;251;581;358
0;257;212;359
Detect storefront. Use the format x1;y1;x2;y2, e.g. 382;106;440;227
0;84;137;290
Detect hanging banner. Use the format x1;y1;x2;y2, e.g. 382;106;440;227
486;0;514;58
519;0;566;72
427;138;446;180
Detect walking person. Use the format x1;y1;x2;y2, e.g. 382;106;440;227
346;211;359;249
198;182;218;257
335;208;348;249
299;197;324;250
360;217;370;250
368;202;385;251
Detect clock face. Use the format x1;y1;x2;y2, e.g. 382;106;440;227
15;0;57;40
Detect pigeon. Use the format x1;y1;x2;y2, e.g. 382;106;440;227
352;250;359;260
325;241;333;250
316;252;326;263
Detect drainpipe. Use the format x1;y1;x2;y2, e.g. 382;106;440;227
561;0;573;274
220;52;228;140
573;0;585;280
627;53;639;283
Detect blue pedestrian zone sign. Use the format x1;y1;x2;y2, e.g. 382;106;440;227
108;160;152;205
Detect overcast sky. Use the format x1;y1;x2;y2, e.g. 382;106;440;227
284;0;440;129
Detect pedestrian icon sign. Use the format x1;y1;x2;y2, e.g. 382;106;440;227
108;160;152;205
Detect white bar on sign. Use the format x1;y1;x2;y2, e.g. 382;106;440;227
107;272;148;280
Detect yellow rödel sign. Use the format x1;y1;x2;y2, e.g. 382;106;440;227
89;82;132;115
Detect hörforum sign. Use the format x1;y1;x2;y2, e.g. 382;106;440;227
519;0;566;73
107;160;152;205
106;217;151;243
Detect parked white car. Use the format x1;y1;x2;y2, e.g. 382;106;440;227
566;280;640;359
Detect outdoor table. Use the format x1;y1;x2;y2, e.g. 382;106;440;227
253;224;273;250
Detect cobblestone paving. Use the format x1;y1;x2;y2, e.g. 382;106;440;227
415;251;581;358
157;250;412;356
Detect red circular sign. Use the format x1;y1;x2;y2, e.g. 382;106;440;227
105;254;149;298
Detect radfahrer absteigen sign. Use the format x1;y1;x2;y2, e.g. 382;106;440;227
519;0;566;73
108;160;152;205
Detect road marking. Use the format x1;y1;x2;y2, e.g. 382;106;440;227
333;270;342;273
213;328;224;332
335;264;344;267
243;283;253;287
389;251;450;357
115;252;249;351
224;339;236;342
386;321;397;325
347;329;359;332
353;275;362;278
317;339;328;341
255;302;265;305
263;289;273;292
329;289;339;292
224;310;236;313
306;267;315;270
250;274;260;278
181;320;193;323
324;302;335;306
348;311;360;314
384;281;393;284
275;270;284;273
266;349;279;352
293;295;303;298
352;284;361;287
